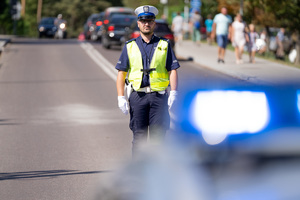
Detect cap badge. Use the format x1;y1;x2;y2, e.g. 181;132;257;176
143;6;149;13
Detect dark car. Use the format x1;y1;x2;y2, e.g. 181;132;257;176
83;13;102;40
101;14;137;49
89;12;105;41
122;19;175;50
38;17;57;38
102;7;135;23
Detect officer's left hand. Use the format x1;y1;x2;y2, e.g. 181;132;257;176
118;96;129;115
168;90;178;110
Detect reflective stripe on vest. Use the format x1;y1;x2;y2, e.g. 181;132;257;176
127;39;169;91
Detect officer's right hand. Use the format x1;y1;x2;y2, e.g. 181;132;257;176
118;96;129;115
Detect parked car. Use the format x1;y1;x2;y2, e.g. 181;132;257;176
38;17;57;38
101;14;137;49
122;19;175;50
83;13;102;40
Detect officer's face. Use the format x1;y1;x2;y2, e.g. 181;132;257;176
137;19;156;35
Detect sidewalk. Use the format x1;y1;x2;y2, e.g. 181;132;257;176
175;40;300;85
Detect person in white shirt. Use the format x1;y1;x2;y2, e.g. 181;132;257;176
172;12;184;43
231;13;247;64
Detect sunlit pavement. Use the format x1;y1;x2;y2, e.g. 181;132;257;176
175;40;300;86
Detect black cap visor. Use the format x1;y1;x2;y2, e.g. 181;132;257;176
138;15;156;20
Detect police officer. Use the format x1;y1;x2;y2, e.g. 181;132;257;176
116;5;180;156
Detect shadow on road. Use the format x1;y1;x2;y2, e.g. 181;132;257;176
0;170;111;181
11;38;80;46
178;56;194;62
0;119;21;126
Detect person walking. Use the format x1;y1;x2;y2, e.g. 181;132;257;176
231;13;247;64
257;29;267;55
115;5;180;156
211;7;232;63
276;27;285;60
204;14;213;45
172;12;184;44
248;24;259;63
190;11;202;45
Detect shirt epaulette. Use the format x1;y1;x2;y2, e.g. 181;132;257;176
126;38;137;44
159;37;169;43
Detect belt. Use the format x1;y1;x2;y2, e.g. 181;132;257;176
136;86;166;94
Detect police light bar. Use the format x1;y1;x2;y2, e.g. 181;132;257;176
190;90;270;145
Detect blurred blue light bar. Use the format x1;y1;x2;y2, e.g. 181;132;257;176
297;90;300;113
190;90;270;145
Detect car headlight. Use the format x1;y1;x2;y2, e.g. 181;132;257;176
39;26;45;32
109;32;115;37
59;23;66;29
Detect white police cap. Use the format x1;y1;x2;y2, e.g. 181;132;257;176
135;5;158;20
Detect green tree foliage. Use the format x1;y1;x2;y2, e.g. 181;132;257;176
1;0;300;38
0;0;12;34
42;0;111;37
123;0;160;10
244;0;300;32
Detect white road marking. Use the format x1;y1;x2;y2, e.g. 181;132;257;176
80;42;117;81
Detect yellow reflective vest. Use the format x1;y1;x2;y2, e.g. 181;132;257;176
127;39;169;91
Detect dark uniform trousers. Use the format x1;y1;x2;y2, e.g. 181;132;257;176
128;91;170;155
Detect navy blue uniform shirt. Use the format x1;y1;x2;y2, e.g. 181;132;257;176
115;35;180;87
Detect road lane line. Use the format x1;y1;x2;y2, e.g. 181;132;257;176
80;42;117;81
83;43;116;75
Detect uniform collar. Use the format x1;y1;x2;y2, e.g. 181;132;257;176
138;34;157;44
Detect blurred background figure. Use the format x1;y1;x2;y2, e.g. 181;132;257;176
231;13;247;64
172;12;184;44
248;24;259;63
54;13;67;39
54;14;63;26
276;27;285;60
183;20;190;40
205;14;213;45
190;11;202;45
161;14;167;22
257;29;267;55
211;7;232;63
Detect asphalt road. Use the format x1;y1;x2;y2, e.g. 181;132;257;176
0;38;253;200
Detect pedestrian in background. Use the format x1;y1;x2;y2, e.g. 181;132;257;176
172;12;184;44
248;24;259;63
276;27;285;60
205;14;213;45
231;13;247;64
257;29;267;55
211;7;232;63
116;5;180;157
190;11;202;45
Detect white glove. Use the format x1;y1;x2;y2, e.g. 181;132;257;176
118;96;129;115
168;90;178;110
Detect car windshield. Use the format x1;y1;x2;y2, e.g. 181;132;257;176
110;15;137;25
40;18;54;25
110;12;134;18
154;23;171;32
91;15;100;23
